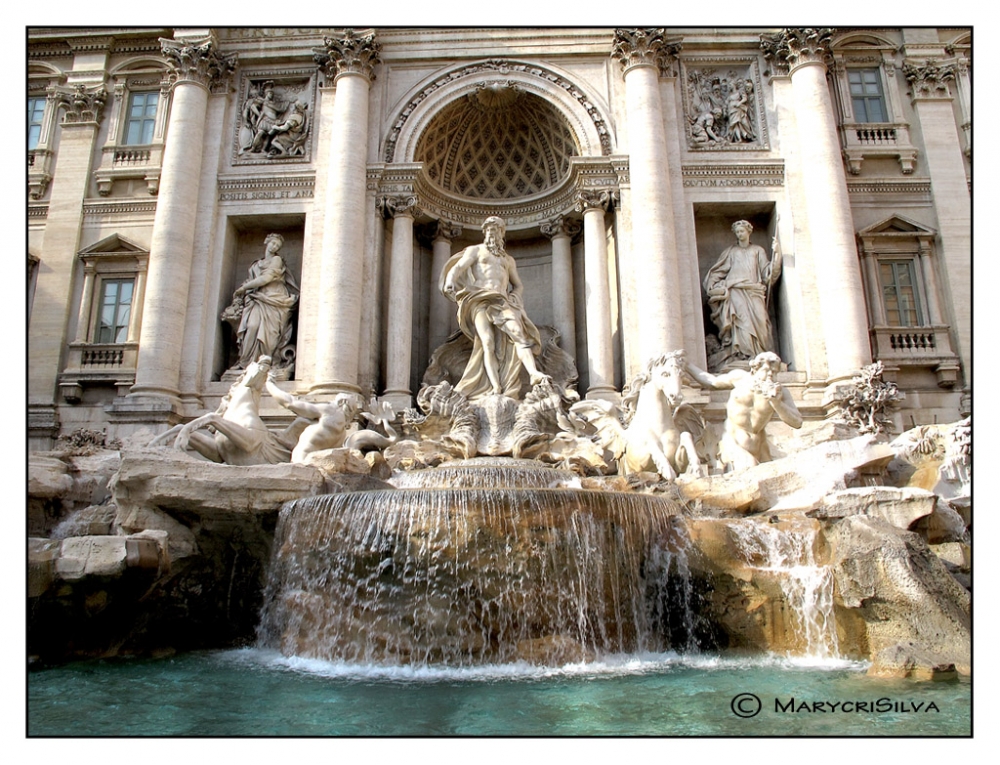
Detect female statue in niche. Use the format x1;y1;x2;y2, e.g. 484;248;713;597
222;233;299;377
704;220;781;363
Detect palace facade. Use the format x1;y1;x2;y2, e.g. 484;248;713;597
27;27;971;449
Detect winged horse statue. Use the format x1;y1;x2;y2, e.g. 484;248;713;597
569;350;706;481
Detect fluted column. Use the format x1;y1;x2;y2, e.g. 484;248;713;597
130;34;236;405
612;29;685;363
383;195;419;409
575;191;617;400
903;59;971;382
540;216;580;357
311;30;381;396
428;221;462;355
762;29;870;379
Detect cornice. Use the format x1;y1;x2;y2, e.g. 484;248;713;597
682;162;784;187
845;178;932;196
82;200;158;217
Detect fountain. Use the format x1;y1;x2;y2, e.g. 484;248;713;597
257;460;690;665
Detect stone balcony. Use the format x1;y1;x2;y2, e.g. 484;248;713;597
94;144;163;196
870;325;961;388
841;122;918;175
58;342;139;402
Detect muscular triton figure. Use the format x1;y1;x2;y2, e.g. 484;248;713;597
440;216;551;400
685;351;802;471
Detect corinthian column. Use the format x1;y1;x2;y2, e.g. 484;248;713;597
540;215;580;358
383;195;420;410
611;29;685;363
130;34;236;406
762;28;870;380
903;59;970;383
427;220;463;355
574;192;617;400
311;30;381;396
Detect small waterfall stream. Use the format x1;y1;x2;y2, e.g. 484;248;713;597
257;461;688;666
727;518;840;659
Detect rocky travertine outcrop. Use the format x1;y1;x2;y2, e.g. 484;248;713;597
27;420;971;675
826;515;970;676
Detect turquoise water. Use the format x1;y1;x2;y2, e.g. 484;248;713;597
28;650;970;736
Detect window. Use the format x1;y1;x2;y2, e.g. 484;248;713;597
28;97;46;149
96;278;134;343
879;260;922;327
848;69;887;123
124;92;158;145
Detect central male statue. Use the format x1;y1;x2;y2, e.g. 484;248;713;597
440;216;551;400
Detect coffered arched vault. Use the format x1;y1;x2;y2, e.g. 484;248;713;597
381;59;620;230
385;59;615;166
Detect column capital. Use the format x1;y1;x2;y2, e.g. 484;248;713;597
611;28;682;77
760;28;834;74
540;215;582;240
903;59;956;100
160;35;237;92
314;29;381;83
380;194;421;219
51;83;108;126
574;189;615;214
429;220;463;243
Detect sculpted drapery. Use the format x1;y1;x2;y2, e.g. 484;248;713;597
704;220;781;361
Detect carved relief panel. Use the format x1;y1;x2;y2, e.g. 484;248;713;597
681;57;768;151
233;73;316;164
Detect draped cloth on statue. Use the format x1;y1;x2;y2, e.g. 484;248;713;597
439;250;543;401
703;244;774;360
237;259;299;369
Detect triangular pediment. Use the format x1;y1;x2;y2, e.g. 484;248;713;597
859;215;936;237
78;233;148;257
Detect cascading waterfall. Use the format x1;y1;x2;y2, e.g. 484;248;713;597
728;518;840;659
257;461;689;666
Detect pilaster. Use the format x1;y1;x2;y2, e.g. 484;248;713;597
903;58;970;384
29;81;108;443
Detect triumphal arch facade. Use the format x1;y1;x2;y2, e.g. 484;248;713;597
27;27;971;448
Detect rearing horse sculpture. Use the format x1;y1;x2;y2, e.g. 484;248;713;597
569;350;705;481
150;355;291;465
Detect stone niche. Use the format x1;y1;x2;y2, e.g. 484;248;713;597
693;203;784;370
216;216;305;381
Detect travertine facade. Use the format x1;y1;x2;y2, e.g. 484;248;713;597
27;27;971;449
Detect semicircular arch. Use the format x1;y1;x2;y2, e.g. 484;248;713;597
384;59;616;165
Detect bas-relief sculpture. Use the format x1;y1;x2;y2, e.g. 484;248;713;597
440;216;552;400
686;68;758;148
685;351;802;471
238;81;311;158
703;220;781;367
221;233;299;380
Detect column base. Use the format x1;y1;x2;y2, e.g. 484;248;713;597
309;380;364;398
586;387;620;404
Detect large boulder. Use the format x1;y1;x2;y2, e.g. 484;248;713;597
676;435;895;514
826;515;970;676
